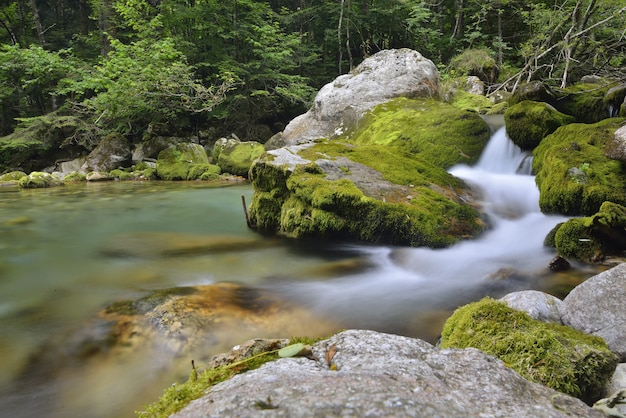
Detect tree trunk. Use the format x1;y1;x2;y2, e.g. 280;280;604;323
28;0;45;45
338;0;344;73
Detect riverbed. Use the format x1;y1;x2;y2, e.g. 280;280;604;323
0;129;605;417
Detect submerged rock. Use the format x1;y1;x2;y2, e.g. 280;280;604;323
170;329;603;418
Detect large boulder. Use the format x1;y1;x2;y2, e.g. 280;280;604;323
266;49;440;148
440;297;618;404
504;101;575;150
532;118;626;216
560;262;626;362
81;133;131;173
249;97;489;247
168;329;603;418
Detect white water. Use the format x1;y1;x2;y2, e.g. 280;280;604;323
275;127;568;330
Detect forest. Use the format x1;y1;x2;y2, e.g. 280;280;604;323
0;0;624;159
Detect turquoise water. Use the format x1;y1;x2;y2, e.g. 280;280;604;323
0;181;353;417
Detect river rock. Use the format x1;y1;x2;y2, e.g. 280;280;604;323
606;125;626;162
560;262;626;361
156;143;213;180
266;49;439;148
172;329;603;418
81;133;131;173
500;290;562;322
214;138;265;177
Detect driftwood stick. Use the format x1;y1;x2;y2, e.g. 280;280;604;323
241;195;252;228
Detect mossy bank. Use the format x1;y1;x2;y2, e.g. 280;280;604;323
248;98;491;247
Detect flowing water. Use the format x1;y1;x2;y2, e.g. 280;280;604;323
0;126;603;417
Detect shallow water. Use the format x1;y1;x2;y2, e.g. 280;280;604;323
0;129;605;417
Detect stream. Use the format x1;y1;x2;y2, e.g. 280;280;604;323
0;123;603;417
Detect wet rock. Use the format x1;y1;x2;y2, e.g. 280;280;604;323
172;329;603;418
549;255;571;271
561;262;626;361
500;290;562;323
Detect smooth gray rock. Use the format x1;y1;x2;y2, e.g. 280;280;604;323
606;125;626;161
81;134;131;172
561;262;626;361
500;290;562;323
172;330;602;418
269;49;439;147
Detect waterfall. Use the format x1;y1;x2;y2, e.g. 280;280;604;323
273;127;568;332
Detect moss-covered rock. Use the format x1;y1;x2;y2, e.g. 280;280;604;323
0;170;27;185
156;143;210;180
350;98;490;169
449;49;499;84
109;169;134;180
63;171;87;182
439;297;618;404
505;101;575;150
554;83;611;124
533;118;626;215
17;171;62;188
552;201;626;263
217;141;265;177
248;98;489;247
509;81;557;105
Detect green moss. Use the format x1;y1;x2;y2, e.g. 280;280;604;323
350;98;490;168
217;141;265;177
440;297;618;403
449;89;496;114
533;118;626;215
17;171;61;188
504;101;575;150
137;335;325;417
554;201;626;262
554;83;610;124
449;49;499;83
63;171;87;182
156;144;210;181
109;169;134;180
0;171;27;181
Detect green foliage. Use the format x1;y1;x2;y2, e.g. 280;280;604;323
440;297;618;403
60;37;233;138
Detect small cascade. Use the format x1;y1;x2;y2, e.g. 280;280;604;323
275;125;567;331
